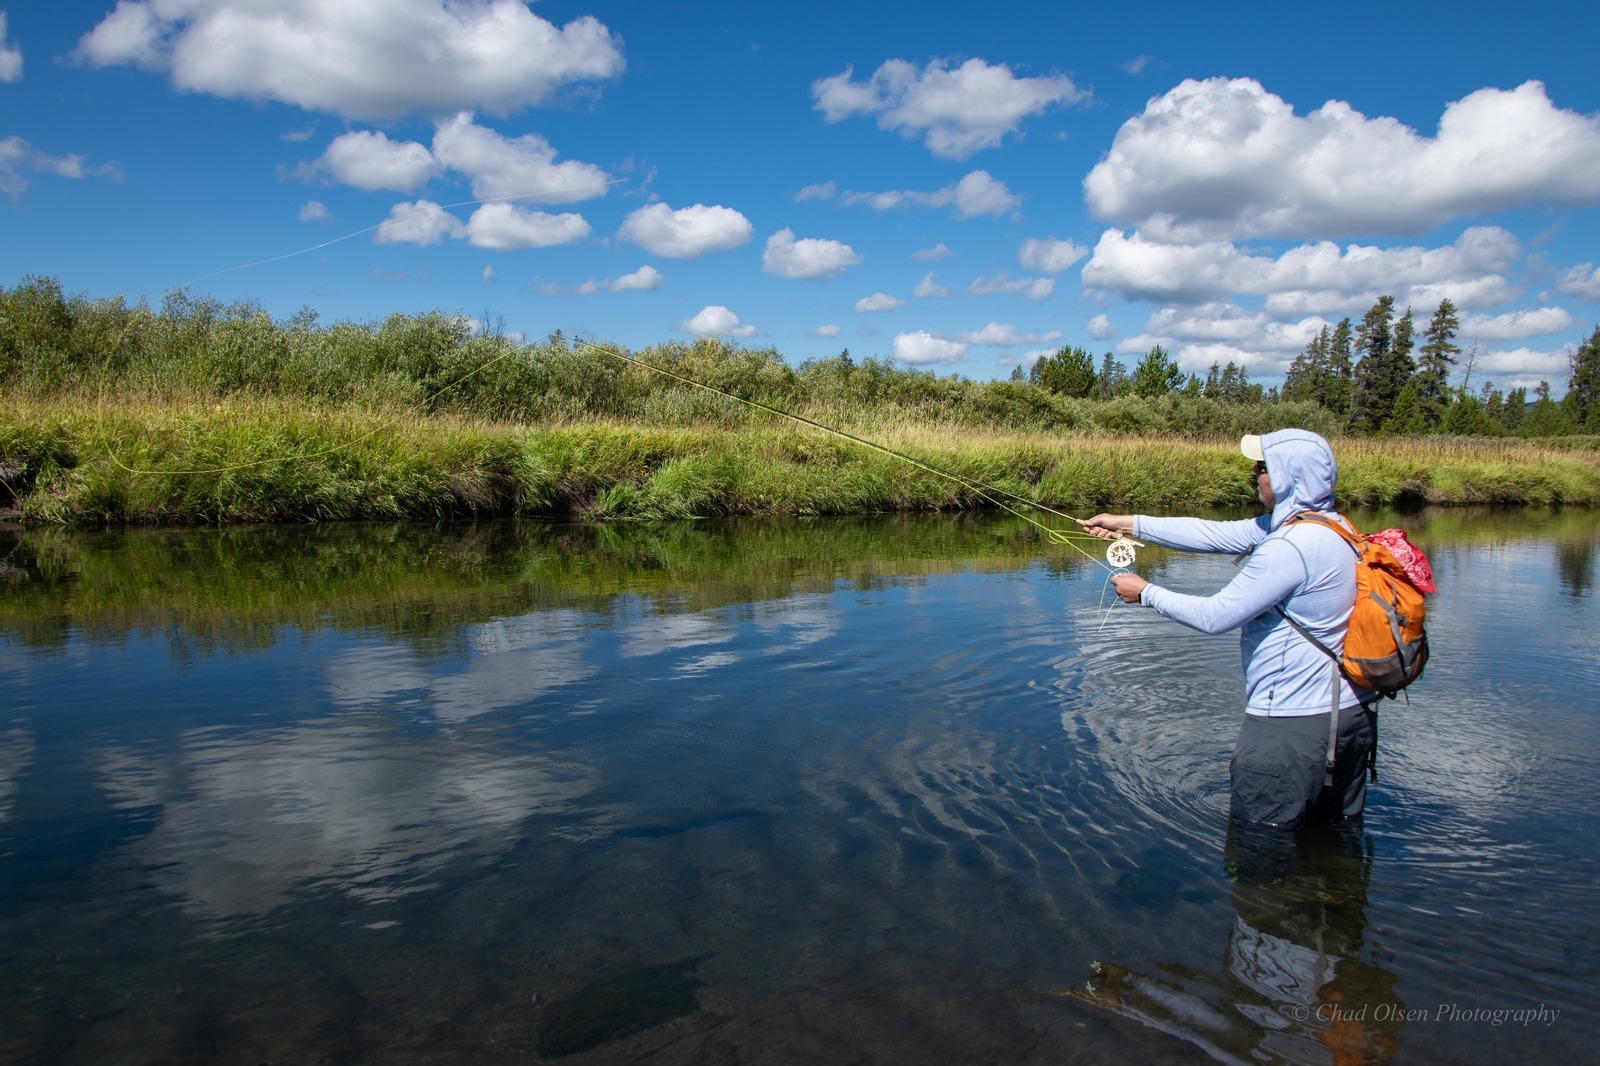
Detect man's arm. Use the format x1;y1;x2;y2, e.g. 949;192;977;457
1084;513;1269;555
1136;538;1305;635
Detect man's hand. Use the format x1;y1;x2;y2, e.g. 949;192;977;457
1082;513;1134;541
1111;572;1148;604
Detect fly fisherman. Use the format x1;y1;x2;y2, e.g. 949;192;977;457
1083;429;1376;829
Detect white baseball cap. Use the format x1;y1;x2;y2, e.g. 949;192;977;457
1240;434;1265;461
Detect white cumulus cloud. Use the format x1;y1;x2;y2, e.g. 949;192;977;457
761;228;861;279
855;293;905;313
0;13;22;82
1082;225;1521;313
914;242;953;261
1120;304;1350;376
812;57;1086;159
1460;307;1575;341
795;181;836;202
465;202;589;250
544;265;663;297
298;200;331;222
0;135;122;199
610;265;663;291
684;305;756;338
1086;314;1117;340
618;202;753;258
1085;77;1600;241
893;331;968;364
1019;237;1088;274
320;130;439;192
959;323;1063;347
374;200;466;246
1558;263;1600;303
843;170;1018;219
307;114;611;204
809;324;843;338
1473;346;1574;388
73;0;626;122
969;274;1054;301
913;273;949;298
431;113;611;203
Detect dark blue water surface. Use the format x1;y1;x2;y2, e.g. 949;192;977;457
1;511;1596;1064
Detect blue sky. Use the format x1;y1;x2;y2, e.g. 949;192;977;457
4;1;1598;392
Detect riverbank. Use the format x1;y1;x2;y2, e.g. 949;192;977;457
3;396;1598;525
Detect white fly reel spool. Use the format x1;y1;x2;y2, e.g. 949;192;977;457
1105;538;1138;569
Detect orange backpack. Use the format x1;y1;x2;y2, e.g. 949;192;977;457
1281;512;1430;697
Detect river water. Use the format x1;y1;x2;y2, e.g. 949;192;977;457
1;509;1596;1065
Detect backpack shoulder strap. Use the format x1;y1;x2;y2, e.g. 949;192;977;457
1285;510;1363;555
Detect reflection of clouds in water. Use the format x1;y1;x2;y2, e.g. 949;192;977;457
95;719;592;924
620;596;842;669
434;614;599;722
619;611;736;659
327;644;430;706
678;651;742;677
753;595;839;654
328;610;599;723
0;726;34;822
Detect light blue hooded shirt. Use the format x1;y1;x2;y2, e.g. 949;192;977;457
1133;429;1369;717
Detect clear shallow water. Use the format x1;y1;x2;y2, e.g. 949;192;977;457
0;512;1596;1064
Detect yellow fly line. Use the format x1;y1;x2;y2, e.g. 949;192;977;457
571;339;1142;573
90;317;1141;573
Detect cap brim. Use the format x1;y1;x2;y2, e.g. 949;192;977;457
1240;434;1265;461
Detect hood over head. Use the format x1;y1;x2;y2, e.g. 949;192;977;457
1244;429;1338;530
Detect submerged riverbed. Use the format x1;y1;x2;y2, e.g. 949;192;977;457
1;510;1597;1064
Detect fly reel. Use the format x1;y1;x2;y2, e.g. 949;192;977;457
1105;538;1138;569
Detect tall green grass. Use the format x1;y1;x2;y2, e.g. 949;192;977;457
3;277;1598;525
2;276;1339;436
5;395;1597;525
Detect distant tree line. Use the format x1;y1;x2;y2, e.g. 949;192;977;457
1025;294;1600;438
4;275;1597;440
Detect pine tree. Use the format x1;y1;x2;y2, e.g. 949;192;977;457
1439;390;1502;435
1351;296;1407;432
1236;364;1264;403
1414;298;1461;427
1130;345;1182;397
1483;389;1504;427
1387;382;1427;435
1282;327;1329;405
1519;380;1576;437
1030;345;1097;398
1501;386;1528;433
1097;352;1127;401
1378;307;1418;432
1326;317;1355;417
1567;326;1600;432
1218;361;1240;402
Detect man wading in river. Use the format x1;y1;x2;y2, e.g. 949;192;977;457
1083;429;1376;828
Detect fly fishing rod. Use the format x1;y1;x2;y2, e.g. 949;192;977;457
572;338;1143;571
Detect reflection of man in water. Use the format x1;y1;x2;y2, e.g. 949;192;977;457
1080;824;1404;1065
